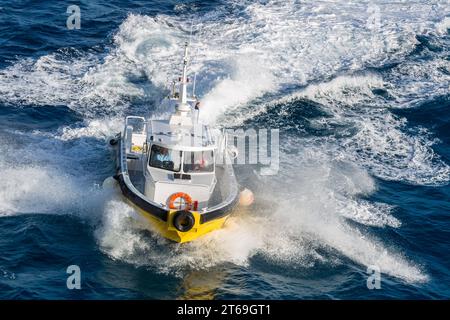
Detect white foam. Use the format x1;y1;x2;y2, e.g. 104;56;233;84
436;16;450;35
200;55;277;123
0;1;446;120
95;150;427;283
302;74;385;104
0;162;100;217
340;199;401;228
0;130;110;218
386;58;450;108
0;51;100;111
342;112;450;185
263;160;426;282
275;74;450;186
96;199;152;260
57;118;123;141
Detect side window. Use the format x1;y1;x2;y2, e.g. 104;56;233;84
183;150;214;173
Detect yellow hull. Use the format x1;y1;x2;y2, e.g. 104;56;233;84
114;134;238;244
126;199;229;243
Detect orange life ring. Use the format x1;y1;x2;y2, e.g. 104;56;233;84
168;192;193;210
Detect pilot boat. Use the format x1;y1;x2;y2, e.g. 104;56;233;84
110;42;240;243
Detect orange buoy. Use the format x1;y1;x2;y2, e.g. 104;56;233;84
239;188;254;206
168;192;193;210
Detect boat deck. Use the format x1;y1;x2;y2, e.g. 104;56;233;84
129;170;145;194
128;166;226;209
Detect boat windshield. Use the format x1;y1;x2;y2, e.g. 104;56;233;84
183;150;214;173
149;144;182;172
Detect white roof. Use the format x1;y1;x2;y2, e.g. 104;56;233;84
148;119;216;151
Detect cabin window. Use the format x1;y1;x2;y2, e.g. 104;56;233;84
149;145;182;172
183;150;214;173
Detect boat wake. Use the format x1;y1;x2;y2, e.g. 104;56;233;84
95;143;427;283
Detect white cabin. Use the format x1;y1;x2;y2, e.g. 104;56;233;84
120;42;233;212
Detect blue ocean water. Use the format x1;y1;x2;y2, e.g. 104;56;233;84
0;0;449;299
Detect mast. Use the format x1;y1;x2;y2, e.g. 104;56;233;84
176;42;190;115
170;41;194;126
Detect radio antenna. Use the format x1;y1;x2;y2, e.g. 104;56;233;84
192;72;197;98
188;19;194;47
